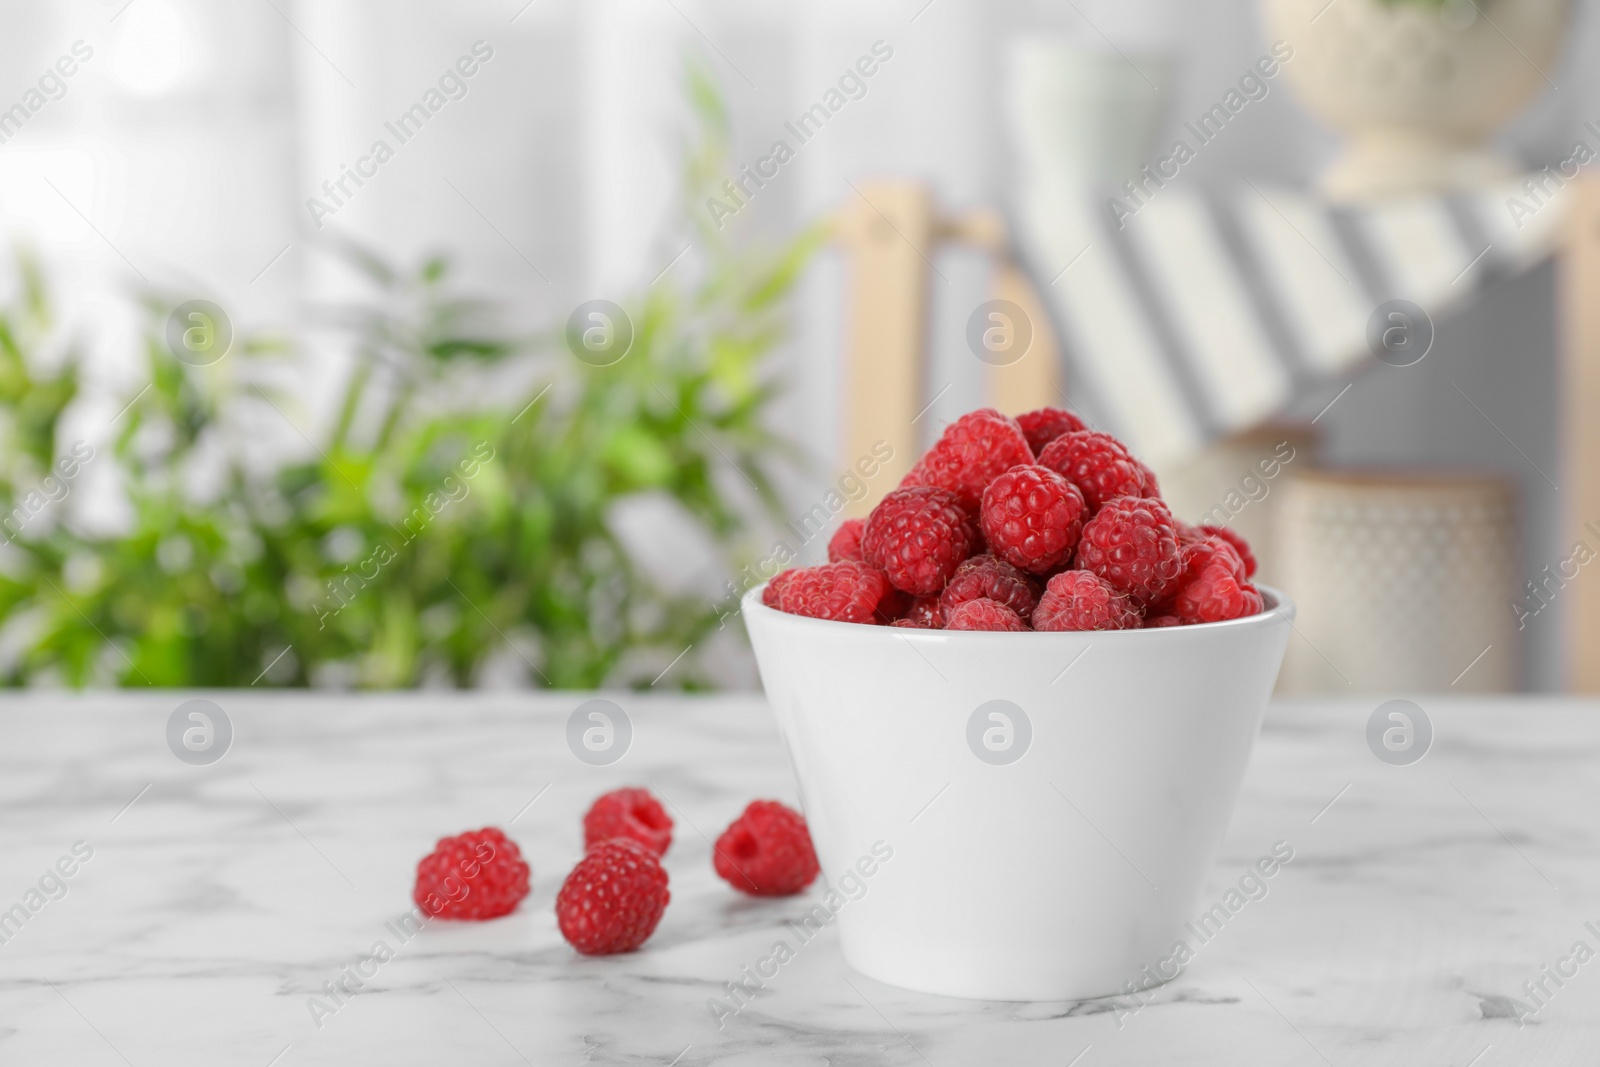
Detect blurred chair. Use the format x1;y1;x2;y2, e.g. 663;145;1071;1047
1562;179;1600;692
831;180;1062;516
828;175;1600;693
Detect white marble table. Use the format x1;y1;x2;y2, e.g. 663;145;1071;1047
1;692;1597;1065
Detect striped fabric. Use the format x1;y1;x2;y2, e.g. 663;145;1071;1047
1016;177;1568;466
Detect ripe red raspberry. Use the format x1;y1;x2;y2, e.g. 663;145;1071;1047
761;569;793;608
583;787;673;857
714;800;820;897
980;464;1086;574
1173;538;1263;624
862;486;978;596
897;594;943;628
1135;460;1162;499
1037;431;1151;513
1075;495;1183;605
763;562;892;624
874;586;911;624
1175;533;1244;586
556;838;670;955
939;554;1037;624
1198;524;1257;577
827;518;866;563
1144;614;1184;627
1149;533;1233;615
945;597;1028;631
1033;570;1141;631
900;408;1032;512
413;827;530;920
1016;406;1086;456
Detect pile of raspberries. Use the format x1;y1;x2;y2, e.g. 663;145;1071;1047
412;790;819;955
763;407;1263;631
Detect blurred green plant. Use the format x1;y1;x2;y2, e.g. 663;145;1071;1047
0;63;819;689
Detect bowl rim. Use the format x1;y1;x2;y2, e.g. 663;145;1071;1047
741;582;1295;638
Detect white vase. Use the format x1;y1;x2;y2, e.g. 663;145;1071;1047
1259;0;1571;200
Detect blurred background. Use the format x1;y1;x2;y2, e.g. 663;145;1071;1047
0;0;1595;693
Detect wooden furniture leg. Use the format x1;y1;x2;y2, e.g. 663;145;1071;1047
833;181;935;517
833;188;1066;517
1562;178;1600;691
937;208;1062;420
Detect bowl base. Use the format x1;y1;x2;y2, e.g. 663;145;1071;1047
842;948;1185;1003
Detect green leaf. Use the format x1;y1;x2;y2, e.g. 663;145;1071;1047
0;52;815;692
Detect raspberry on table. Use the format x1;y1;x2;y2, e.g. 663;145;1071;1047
939;554;1038;624
583;788;673;857
1198;524;1257;577
980;464;1086;574
1015;406;1086;456
900;408;1032;512
1033;570;1141;631
1075;495;1183;605
763;562;893;624
862;486;978;596
827;518;866;563
413;827;530;921
1172;537;1263;624
945;597;1028;631
556;838;671;955
1037;431;1152;514
714;800;820;897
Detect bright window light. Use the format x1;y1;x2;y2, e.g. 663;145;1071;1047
111;0;188;97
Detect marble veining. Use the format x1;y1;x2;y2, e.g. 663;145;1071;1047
0;691;1597;1065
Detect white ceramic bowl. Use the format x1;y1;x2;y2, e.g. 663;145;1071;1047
743;584;1293;1001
